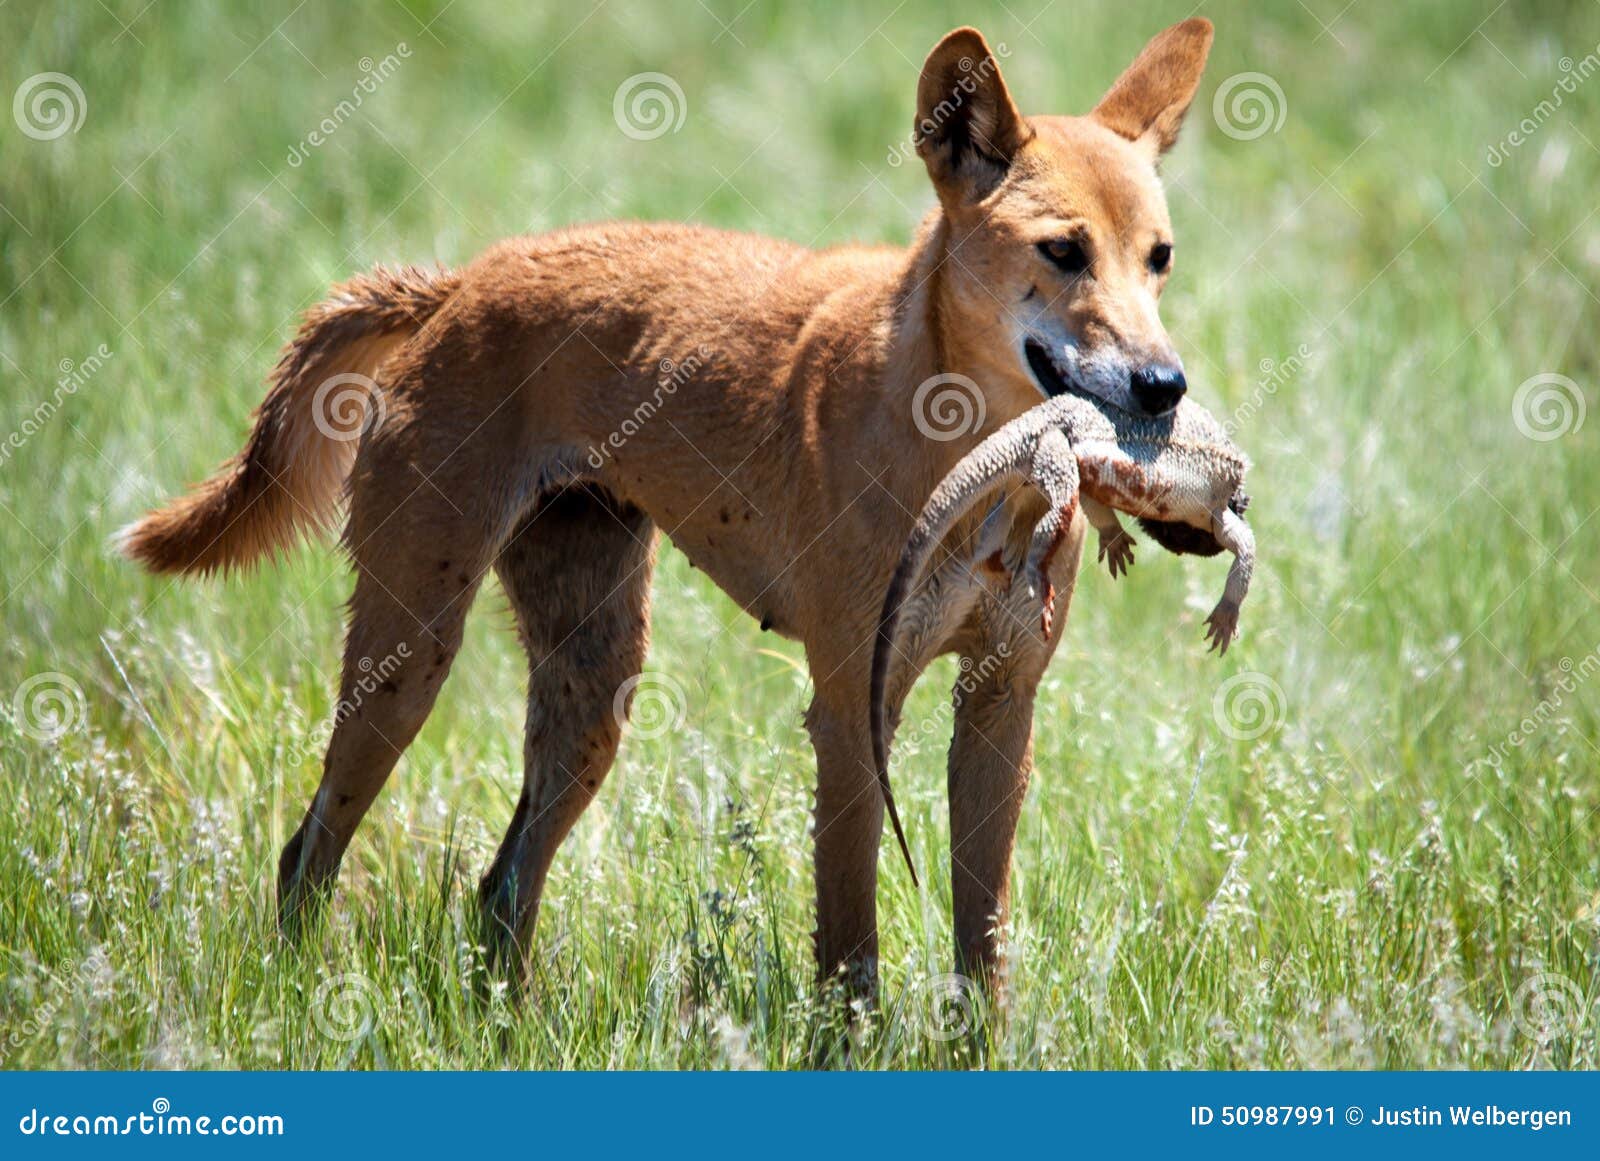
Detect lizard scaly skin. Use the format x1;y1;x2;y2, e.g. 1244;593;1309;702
870;393;1254;877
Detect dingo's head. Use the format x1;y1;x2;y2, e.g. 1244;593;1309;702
915;20;1212;417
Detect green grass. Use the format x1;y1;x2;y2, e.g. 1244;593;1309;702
3;0;1599;1069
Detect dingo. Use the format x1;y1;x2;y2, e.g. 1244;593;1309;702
123;20;1214;999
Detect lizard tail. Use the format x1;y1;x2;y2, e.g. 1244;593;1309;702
870;414;1049;883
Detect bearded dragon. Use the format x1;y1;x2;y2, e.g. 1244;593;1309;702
870;392;1254;876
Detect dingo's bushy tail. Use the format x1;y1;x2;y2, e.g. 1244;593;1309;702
119;265;459;576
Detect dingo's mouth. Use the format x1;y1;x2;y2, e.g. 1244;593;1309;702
1024;338;1091;402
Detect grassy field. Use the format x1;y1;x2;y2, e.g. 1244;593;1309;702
3;0;1599;1069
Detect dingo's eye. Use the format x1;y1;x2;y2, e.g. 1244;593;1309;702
1038;239;1089;276
1149;242;1172;273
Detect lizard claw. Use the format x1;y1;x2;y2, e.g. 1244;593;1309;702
1022;563;1056;638
1204;599;1240;654
1098;530;1136;580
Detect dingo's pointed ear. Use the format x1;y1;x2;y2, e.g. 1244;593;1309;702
1092;18;1214;156
915;28;1032;203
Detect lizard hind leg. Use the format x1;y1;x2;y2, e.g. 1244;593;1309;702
973;495;1015;592
1017;428;1081;639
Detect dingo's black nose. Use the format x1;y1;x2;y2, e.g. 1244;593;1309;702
1131;365;1186;414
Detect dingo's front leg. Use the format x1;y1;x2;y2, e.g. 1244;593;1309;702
947;660;1039;993
948;507;1084;993
804;689;883;1001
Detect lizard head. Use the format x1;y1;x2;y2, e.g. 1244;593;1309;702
913;21;1212;420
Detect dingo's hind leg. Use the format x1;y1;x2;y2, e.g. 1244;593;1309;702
478;485;658;986
278;468;497;931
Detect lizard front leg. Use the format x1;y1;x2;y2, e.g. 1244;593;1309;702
1083;496;1136;579
1204;507;1255;653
